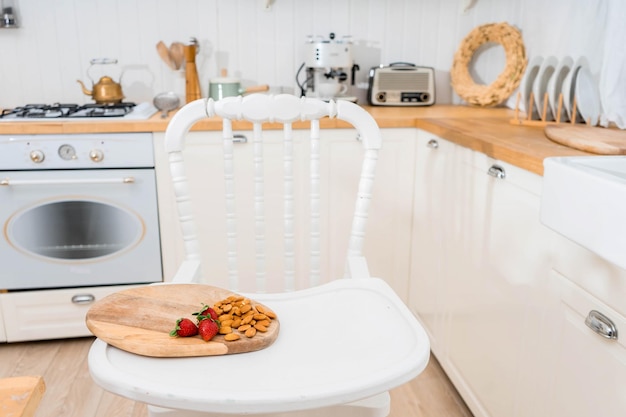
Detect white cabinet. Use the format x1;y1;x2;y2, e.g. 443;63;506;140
523;235;626;417
410;133;548;417
0;284;143;342
444;154;553;417
534;268;626;417
410;129;626;417
154;128;416;297
410;131;467;356
0;300;6;342
321;128;417;298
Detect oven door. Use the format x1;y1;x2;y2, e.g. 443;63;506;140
0;169;162;290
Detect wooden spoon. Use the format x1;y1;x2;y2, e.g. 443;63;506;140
169;42;185;70
244;84;270;94
156;41;175;70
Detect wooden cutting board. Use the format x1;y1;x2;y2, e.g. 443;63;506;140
86;284;279;358
545;125;626;155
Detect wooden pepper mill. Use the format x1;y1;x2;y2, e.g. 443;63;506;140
184;40;202;103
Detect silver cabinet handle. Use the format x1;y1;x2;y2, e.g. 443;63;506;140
487;165;506;179
427;139;439;149
233;134;248;143
585;310;618;340
71;294;96;305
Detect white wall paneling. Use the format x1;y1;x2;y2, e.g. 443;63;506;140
0;0;622;126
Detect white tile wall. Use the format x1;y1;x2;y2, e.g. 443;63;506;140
0;0;618;123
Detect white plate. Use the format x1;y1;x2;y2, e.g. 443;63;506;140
547;56;573;122
532;56;558;120
562;56;589;122
575;66;601;126
520;56;543;119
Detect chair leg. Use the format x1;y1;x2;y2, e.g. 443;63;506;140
147;391;390;417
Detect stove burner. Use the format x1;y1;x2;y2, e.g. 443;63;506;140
0;102;137;119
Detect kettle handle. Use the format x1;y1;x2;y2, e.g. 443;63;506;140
87;58;121;83
90;58;118;65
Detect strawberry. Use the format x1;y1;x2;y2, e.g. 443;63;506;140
198;319;219;341
193;304;218;321
169;318;198;337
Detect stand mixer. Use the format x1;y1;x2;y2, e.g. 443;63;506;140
299;33;359;101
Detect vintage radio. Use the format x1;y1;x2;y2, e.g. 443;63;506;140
368;63;435;106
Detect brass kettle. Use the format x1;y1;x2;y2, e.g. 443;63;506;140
77;58;124;104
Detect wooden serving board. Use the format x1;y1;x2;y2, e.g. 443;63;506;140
545;125;626;155
86;284;279;358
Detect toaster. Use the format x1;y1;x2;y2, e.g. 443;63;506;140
367;63;435;106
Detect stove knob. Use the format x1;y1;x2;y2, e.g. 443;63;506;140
30;150;45;163
89;149;104;163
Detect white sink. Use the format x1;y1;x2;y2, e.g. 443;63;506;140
541;155;626;270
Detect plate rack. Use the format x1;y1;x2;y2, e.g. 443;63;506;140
509;91;590;127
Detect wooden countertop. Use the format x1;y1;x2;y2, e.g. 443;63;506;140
0;104;592;176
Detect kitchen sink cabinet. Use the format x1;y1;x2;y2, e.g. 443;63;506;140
153;128;416;297
530;268;626;417
525;233;626;417
410;129;626;417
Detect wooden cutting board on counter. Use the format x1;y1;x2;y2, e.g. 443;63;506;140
86;284;279;358
545;125;626;155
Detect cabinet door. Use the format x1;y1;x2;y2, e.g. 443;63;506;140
410;132;459;355
0;302;6;342
444;157;550;417
537;269;626;417
327;128;416;299
153;132;186;281
155;128;416;296
156;130;303;291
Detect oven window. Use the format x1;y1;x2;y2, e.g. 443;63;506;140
8;200;143;260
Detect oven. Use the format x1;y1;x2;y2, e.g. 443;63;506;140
0;132;163;291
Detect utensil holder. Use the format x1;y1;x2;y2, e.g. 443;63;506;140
184;44;202;103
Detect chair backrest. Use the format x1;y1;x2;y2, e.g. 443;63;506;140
164;94;382;292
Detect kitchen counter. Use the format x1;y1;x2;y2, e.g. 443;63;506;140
0;104;592;176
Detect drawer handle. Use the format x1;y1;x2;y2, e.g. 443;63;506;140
71;294;96;305
427;139;439;149
487;165;506;179
233;134;247;143
585;310;618;340
1;177;135;186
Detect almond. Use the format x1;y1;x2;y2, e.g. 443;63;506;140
224;333;240;341
219;326;232;334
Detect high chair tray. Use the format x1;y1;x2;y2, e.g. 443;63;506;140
88;278;431;414
86;284;279;357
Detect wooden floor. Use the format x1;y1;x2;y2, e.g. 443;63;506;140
0;337;473;417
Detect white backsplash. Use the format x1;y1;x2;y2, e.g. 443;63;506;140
0;0;620;124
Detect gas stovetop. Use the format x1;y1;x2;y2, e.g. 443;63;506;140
0;102;157;121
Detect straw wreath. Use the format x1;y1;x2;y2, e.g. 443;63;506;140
451;22;527;107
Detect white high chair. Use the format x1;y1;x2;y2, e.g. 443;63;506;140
88;94;430;417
